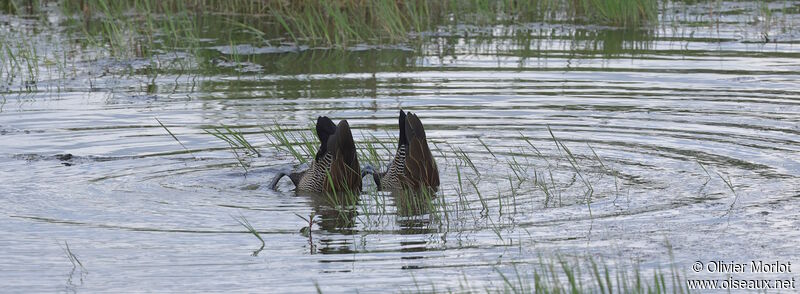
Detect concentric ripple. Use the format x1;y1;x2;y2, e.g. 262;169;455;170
1;3;799;293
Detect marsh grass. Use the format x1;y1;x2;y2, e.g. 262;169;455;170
232;214;265;256
0;35;45;88
403;255;688;293
263;121;625;242
259;123;689;293
393;188;440;218
205;125;260;172
548;126;594;215
453;146;481;177
59;0;660;51
60;0;202;58
1;0;789;94
206;126;260;157
155;117;196;160
263;123;317;165
461;131;598;212
265;0;660;46
358;132;394;170
588;143;620;198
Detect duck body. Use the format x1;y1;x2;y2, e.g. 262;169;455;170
366;110;439;192
271;116;361;194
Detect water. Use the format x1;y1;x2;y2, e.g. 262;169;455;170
1;2;799;293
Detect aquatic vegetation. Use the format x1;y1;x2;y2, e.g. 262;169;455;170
262;0;660;45
262;119;623;243
294;212;317;254
155;118;197;159
548;126;594;216
205;126;260;157
3;0;798;292
399;253;689;293
59;0;201;58
205;125;260;172
233;214;265;256
60;241;87;273
0;0;788;94
57;0;661;50
60;241;88;291
264;123;317;165
0;36;40;87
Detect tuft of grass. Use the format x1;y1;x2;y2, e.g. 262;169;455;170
403;253;689;293
205;125;260;172
206;126;260;157
264;122;316;165
548;126;593;215
453;145;481;177
232;214;265;256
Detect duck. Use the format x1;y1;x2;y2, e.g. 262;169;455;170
362;110;439;192
270;116;362;193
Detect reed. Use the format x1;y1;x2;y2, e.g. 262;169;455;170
402;254;688;293
548;126;593;215
267;0;658;44
60;0;659;50
205;125;260;172
264;123;315;164
233;214;265;256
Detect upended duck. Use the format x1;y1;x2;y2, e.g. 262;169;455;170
269;116;362;193
362;110;439;192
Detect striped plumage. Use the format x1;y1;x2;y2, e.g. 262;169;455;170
293;152;333;191
270;116;361;193
364;110;439;192
378;145;406;189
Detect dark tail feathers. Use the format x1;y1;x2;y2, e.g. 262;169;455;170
315;116;337;161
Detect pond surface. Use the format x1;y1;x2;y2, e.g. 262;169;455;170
1;2;799;293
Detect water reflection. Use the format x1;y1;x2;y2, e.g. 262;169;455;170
298;191;359;233
1;1;799;293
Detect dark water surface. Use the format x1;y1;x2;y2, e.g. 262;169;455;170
1;2;799;293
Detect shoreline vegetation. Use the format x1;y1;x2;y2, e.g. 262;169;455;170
1;1;793;293
6;0;666;59
58;0;659;46
1;0;789;84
